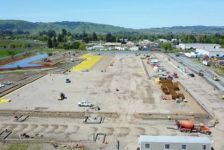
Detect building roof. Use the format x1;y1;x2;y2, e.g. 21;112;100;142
103;42;121;46
139;136;211;144
180;43;220;46
197;48;224;52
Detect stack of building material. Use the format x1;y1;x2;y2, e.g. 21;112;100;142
159;79;185;100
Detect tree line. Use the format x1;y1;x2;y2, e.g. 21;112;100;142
1;29;224;49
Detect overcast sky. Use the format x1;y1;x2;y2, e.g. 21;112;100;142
1;0;224;28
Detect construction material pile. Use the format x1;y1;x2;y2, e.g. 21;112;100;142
159;79;185;100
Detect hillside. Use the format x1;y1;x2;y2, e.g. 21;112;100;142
0;20;224;34
140;26;224;34
0;20;134;34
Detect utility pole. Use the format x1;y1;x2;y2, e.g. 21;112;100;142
117;140;120;150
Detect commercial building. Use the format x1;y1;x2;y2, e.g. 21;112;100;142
86;45;105;51
158;39;170;43
196;48;224;57
139;136;211;150
179;43;221;50
129;46;139;51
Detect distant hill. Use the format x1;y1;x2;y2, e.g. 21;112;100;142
0;20;134;34
140;26;224;34
0;20;224;34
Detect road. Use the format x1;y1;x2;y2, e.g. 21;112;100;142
168;54;224;91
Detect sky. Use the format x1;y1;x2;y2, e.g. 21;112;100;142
0;0;224;29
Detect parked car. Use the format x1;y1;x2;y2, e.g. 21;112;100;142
198;70;204;77
188;73;195;77
213;75;219;81
78;101;94;107
3;81;13;85
0;83;5;88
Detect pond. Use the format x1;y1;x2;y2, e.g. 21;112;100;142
0;53;48;69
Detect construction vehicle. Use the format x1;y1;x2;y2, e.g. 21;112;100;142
58;92;66;100
213;75;219;81
65;78;71;83
176;120;211;135
188;73;195;77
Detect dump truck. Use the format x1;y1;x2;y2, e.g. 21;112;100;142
176;120;211;135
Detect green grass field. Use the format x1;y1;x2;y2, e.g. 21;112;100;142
0;144;29;150
8;144;28;150
0;50;24;57
0;143;47;150
212;67;224;76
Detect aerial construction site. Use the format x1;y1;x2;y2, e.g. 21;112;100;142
0;51;224;150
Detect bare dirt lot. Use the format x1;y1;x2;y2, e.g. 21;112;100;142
0;52;215;150
1;54;207;116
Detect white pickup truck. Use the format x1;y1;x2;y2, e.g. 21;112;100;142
0;83;5;88
78;101;94;107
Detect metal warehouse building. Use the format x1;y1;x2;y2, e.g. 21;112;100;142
179;43;221;50
196;48;224;58
138;136;211;150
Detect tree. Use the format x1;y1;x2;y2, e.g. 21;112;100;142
71;42;80;49
92;32;98;41
57;34;64;42
47;30;56;38
62;29;67;37
106;33;116;42
8;50;16;59
9;44;16;49
79;42;86;50
52;36;58;48
160;42;172;53
47;38;53;48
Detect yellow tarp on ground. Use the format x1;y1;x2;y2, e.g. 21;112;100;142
71;53;102;72
0;97;11;104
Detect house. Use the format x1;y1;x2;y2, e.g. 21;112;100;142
139;136;211;150
179;43;221;50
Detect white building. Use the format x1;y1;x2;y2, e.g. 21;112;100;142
86;45;105;51
139;40;158;49
129;46;139;51
126;41;135;48
184;52;197;57
158;39;170;43
179;43;221;50
196;48;224;57
139;136;211;150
